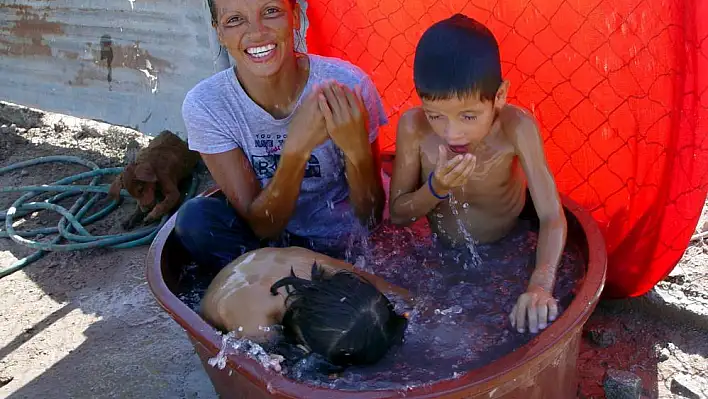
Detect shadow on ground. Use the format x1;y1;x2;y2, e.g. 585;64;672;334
578;298;708;398
0;110;217;398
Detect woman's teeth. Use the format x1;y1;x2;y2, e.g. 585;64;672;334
246;44;276;58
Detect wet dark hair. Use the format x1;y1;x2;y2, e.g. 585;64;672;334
207;0;298;25
207;0;218;25
413;13;502;102
269;262;408;367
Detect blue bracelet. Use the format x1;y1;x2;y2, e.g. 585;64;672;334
427;171;450;200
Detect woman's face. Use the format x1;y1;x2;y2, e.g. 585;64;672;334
212;0;299;78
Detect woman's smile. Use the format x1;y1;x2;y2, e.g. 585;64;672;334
245;42;278;62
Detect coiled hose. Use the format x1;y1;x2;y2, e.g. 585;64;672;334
0;155;198;279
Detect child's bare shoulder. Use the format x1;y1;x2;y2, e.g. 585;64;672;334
499;104;540;139
397;107;431;141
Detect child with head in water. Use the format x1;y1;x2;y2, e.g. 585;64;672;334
389;13;568;335
200;247;409;369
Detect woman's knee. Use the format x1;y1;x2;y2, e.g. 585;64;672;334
174;195;260;269
175;197;222;238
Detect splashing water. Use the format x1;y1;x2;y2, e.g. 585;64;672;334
448;197;482;269
207;331;285;373
176;218;585;391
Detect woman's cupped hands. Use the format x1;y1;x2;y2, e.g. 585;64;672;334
286;80;369;157
318;80;369;156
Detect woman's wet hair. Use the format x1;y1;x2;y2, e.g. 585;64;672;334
207;0;217;25
269;262;408;367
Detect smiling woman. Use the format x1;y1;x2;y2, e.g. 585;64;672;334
174;0;388;271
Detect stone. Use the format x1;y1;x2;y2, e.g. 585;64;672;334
654;345;670;362
54;121;66;133
670;374;702;399
665;273;686;285
603;369;642;399
0;375;13;387
585;326;617;348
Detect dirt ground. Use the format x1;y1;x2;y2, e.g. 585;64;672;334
0;101;217;399
0;101;706;399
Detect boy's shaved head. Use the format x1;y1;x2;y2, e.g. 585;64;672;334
414;13;502;102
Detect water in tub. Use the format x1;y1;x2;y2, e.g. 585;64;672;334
176;217;584;391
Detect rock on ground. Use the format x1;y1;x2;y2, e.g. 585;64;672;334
603;369;643;399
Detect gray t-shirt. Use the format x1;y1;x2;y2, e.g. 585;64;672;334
181;54;388;245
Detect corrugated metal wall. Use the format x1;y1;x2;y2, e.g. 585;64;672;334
0;0;228;138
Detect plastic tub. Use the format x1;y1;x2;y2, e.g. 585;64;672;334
146;186;606;399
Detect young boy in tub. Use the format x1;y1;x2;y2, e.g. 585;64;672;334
200;246;410;370
389;14;568;335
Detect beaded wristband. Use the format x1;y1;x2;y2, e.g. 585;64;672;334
427;171;450;200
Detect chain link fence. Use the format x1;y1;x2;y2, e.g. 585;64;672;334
304;0;708;298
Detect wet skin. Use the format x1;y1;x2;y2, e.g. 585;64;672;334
389;83;568;335
199;0;384;240
200;246;412;340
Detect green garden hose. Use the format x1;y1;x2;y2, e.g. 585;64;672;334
0;155;199;279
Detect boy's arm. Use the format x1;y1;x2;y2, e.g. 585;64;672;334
389;110;447;225
508;108;568;333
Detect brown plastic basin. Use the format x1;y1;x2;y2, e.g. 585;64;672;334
146;186;606;399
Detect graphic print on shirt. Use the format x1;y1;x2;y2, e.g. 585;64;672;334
251;134;322;180
251;154;322;179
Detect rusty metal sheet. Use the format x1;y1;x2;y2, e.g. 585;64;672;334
0;0;224;138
